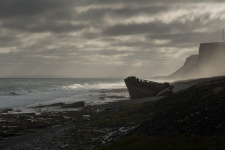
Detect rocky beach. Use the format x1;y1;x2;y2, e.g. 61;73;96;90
2;0;225;149
0;90;158;150
1;76;225;149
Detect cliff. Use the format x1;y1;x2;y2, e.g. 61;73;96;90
169;42;225;80
169;55;198;79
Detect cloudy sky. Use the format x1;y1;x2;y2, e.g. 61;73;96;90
0;0;225;78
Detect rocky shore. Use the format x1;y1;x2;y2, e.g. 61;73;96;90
0;93;159;149
1;76;225;150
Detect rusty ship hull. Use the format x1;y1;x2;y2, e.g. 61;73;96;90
124;76;174;99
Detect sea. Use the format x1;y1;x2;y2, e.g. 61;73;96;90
0;78;129;110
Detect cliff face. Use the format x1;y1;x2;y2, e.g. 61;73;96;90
169;42;225;80
169;55;198;79
198;42;225;67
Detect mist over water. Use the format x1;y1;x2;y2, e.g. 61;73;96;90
169;42;225;80
2;41;225;110
0;78;128;109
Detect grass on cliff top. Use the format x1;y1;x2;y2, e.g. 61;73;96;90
97;132;225;150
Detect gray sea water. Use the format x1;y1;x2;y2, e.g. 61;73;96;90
0;78;129;109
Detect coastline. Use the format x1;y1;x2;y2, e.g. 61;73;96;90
0;95;160;149
1;75;223;149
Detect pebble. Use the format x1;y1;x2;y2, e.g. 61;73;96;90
1;125;77;150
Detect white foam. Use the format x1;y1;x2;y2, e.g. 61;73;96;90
92;82;125;89
62;82;125;90
0;79;127;110
62;83;88;89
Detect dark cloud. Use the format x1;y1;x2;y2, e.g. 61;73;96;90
0;0;84;33
0;0;75;18
78;0;225;6
103;22;170;36
2;21;86;33
149;32;220;45
103;13;220;36
0;0;225;77
0;35;19;47
76;5;169;21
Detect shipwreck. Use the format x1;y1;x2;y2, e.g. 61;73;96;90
124;76;174;99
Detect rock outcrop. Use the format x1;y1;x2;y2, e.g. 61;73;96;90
169;42;225;80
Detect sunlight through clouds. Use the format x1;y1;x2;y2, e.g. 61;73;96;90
0;0;225;77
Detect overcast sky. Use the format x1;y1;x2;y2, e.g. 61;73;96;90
0;0;225;78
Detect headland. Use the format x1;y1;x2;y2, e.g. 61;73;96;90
160;42;225;80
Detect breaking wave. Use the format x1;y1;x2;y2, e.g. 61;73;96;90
0;78;127;109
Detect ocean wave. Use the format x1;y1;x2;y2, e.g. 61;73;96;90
62;82;125;90
0;78;127;109
92;82;125;89
0;90;33;96
8;91;22;96
63;83;89;89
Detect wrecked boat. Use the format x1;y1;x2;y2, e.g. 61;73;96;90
124;76;174;99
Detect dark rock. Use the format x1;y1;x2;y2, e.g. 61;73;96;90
17;115;32;120
62;101;85;108
47;102;66;107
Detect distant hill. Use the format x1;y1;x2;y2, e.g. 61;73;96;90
168;42;225;80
